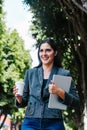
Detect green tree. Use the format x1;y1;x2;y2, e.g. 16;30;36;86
23;0;87;129
56;1;87;130
0;0;32;128
0;29;31;111
1;29;31;106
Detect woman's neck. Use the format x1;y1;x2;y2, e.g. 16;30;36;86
42;64;53;79
43;63;53;71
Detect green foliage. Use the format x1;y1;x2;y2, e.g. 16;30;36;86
0;29;31;113
23;0;78;78
24;0;70;50
0;1;32;122
63;110;78;130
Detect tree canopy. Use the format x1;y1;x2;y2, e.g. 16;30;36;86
0;0;31;124
23;0;87;129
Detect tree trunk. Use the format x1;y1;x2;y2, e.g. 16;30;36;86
84;102;87;130
78;99;87;130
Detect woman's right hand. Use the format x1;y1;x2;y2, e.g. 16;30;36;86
13;86;22;104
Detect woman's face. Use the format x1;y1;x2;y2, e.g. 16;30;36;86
39;43;57;66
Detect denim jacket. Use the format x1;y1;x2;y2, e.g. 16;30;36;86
16;66;80;119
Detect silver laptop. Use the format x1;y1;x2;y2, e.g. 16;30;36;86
48;74;72;110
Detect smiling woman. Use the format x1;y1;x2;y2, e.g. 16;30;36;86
13;38;80;130
37;39;62;68
39;43;57;66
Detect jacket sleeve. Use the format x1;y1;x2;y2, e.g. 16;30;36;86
58;69;80;109
16;69;29;108
63;80;80;109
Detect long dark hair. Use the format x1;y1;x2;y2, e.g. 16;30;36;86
36;38;62;68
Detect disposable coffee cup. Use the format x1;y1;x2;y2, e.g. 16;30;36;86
15;81;25;96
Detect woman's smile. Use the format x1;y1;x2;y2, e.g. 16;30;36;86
39;43;56;65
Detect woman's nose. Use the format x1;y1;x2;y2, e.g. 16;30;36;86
42;50;47;55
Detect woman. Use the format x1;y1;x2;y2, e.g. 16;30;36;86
13;39;80;130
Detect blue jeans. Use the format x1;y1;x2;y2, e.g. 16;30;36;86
21;118;65;130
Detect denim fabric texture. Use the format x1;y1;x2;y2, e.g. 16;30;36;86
21;118;65;130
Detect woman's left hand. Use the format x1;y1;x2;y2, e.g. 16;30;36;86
49;80;59;94
49;80;65;100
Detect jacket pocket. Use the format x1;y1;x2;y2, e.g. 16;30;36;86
25;102;35;116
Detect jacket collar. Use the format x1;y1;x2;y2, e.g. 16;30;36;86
38;66;58;88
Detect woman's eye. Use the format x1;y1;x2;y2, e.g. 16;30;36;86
39;49;51;53
40;49;43;52
46;49;51;52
